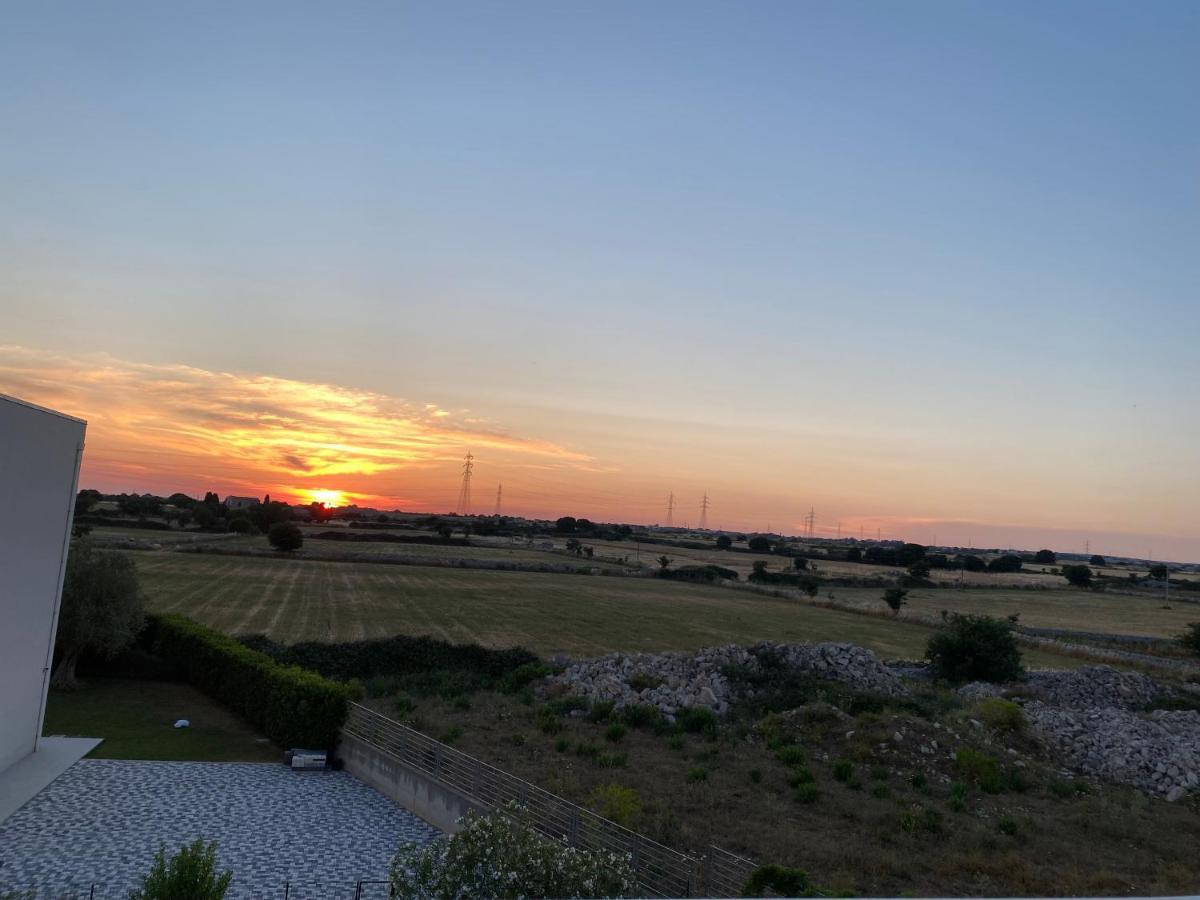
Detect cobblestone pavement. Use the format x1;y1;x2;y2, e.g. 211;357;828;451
0;759;440;899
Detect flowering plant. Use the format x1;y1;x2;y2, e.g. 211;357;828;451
389;802;636;898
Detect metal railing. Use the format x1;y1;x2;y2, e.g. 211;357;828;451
343;703;758;897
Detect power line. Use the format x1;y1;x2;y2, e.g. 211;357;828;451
699;491;710;530
455;451;474;516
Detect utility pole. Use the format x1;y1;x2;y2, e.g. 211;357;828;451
699;491;710;530
493;483;502;517
803;507;815;539
666;491;675;527
455;451;474;516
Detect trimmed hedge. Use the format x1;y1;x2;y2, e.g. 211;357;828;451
147;614;358;751
239;633;538;683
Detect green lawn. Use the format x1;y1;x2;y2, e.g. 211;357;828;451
43;678;279;761
132;551;1080;667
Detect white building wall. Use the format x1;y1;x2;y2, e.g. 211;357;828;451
0;395;85;774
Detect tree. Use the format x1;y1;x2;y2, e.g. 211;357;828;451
845;547;862;563
75;488;102;516
793;557;808;571
555;516;577;533
1090;554;1107;567
987;554;1023;573
748;536;772;553
752;560;768;575
228;516;254;534
1061;564;1093;588
882;587;908;616
565;538;582;555
130;839;233;900
926;614;1024;683
895;543;926;566
193;506;216;529
959;554;986;572
907;560;931;580
583;546;594;559
1033;549;1057;564
656;555;671;570
1179;623;1200;658
51;541;144;688
268;522;303;552
715;535;732;550
1149;564;1170;580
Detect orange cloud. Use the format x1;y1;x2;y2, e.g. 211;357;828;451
0;346;590;506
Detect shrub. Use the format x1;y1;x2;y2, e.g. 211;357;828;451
1060;564;1093;588
774;745;806;766
749;768;763;784
794;782;820;804
149;614;357;751
575;742;600;759
742;864;809;897
629;672;664;692
129;839;232;900
588;701;616;723
998;816;1019;835
787;767;815;787
954;748;998;783
621;704;661;729
871;784;890;799
909;772;927;789
267;522;303;552
555;738;570;753
498;661;554;693
926;614;1024;683
987;554;1023;573
605;723;627;743
948;782;968;812
588;784;642;827
686;766;709;783
390;803;636;899
677;707;719;737
440;725;464;745
975;698;1025;733
832;759;854;782
1179;623;1200;658
668;734;685;752
598;752;628;769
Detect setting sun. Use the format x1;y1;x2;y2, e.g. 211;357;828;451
305;489;346;508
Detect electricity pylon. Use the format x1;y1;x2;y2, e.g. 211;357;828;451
455;451;474;515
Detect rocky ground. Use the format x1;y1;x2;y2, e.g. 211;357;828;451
959;666;1200;802
545;640;907;718
547;643;1200;803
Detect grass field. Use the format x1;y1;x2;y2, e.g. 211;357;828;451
132;551;1082;668
43;678;278;761
830;586;1200;638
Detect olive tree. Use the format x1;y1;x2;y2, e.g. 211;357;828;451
52;540;144;689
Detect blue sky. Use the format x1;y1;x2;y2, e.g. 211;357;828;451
2;1;1197;557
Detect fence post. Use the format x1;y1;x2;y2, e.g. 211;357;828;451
568;807;580;846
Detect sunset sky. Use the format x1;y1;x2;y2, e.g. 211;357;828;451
2;2;1197;560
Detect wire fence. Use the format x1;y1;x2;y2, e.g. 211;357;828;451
342;702;758;897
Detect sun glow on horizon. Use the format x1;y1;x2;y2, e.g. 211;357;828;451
304;488;347;508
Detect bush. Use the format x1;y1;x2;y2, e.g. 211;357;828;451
1179;623;1200;658
390;803;636;898
498;661;554;693
1060;564;1093;588
686;766;709;783
987;554;1023;573
129;839;232;900
621;704;662;729
787;767;815;787
926;614;1024;683
605;723;627;743
975;698;1025;733
267;522;303;552
774;745;806;766
954;748;998;783
742;864;809;898
794;782;820;804
677;707;719;737
882;587;908;616
149;614;357;751
832;759;854;782
588;784;642;827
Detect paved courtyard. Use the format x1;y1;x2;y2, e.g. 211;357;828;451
0;759;440;899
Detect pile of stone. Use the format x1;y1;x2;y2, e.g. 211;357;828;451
958;666;1198;801
1023;703;1200;802
545;641;906;719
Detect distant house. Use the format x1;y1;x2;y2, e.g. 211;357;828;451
224;496;259;511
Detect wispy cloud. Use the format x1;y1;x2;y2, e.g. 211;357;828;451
0;346;590;505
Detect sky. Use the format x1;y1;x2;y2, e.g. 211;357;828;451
1;1;1197;560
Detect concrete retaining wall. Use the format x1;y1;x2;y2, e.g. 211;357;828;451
338;731;481;833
